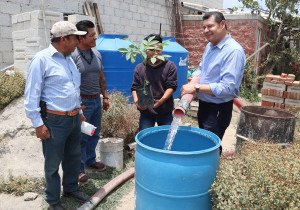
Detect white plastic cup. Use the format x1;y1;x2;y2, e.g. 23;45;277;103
81;121;97;136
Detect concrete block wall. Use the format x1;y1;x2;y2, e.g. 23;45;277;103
1;0;223;70
12;10;63;74
68;14;95;26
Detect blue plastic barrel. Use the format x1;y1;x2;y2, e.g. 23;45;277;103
135;126;221;210
96;34;140;98
96;35;188;99
163;37;188;98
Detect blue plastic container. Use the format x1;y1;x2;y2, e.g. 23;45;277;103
96;34;139;98
135;126;221;210
96;35;188;99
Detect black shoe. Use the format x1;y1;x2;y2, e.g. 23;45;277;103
48;202;64;210
63;190;89;202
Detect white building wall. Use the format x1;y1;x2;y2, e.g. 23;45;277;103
0;0;223;70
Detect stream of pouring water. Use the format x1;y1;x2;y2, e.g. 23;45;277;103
163;116;182;150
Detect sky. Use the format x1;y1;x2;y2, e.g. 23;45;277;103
223;0;243;9
223;0;267;10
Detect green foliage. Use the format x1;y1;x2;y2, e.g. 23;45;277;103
0;71;25;110
212;141;300;209
239;0;300;75
118;36;171;64
239;60;261;102
101;91;139;145
0;175;44;196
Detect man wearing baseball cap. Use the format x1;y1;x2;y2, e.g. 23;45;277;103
25;21;88;210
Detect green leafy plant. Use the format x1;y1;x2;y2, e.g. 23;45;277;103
238;0;300;76
212;140;300;209
118;36;171;64
239;60;262;102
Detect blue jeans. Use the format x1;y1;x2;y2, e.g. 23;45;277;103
43;113;81;205
139;112;173;131
80;96;102;173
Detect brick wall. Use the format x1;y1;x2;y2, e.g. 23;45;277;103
261;74;300;111
177;14;268;68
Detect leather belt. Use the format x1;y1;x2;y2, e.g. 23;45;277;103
80;94;99;99
46;108;80;117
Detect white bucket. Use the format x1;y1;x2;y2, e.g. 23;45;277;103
99;138;124;170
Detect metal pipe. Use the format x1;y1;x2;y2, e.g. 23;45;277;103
77;167;135;210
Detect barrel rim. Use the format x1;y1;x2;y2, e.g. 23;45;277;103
135;125;221;155
241;105;296;119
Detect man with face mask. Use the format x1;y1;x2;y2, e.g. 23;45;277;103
131;34;178;131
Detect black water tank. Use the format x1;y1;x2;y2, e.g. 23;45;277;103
237;106;296;143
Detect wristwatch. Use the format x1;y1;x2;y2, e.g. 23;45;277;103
194;84;200;92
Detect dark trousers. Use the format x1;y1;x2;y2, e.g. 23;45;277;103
80;96;102;173
197;100;233;153
42;113;81;205
139;112;173;131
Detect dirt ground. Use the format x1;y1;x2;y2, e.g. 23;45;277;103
0;97;253;210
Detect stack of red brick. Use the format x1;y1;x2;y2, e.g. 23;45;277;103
261;73;300;109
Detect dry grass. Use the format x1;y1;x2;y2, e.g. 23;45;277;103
0;70;25;110
101;91;139;145
0;175;44;196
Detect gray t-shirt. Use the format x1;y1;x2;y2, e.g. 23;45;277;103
72;48;104;95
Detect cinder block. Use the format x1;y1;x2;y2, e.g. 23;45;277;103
261;88;284;98
262;95;284;104
111;16;120;25
0;26;12;39
0;13;11;27
12;30;28;40
14;52;26;60
30;18;51;30
26;37;47;48
287;85;300;93
17;12;31;23
2;52;13;63
285;98;300;107
130;4;138;12
129;20;137;27
11;15;18;24
285;92;300;100
262;81;286;91
26;46;45;55
0;1;21;15
0;40;13;51
68;14;95;25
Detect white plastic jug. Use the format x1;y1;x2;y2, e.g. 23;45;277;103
81;121;96;136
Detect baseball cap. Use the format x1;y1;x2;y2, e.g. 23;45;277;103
50;21;87;38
